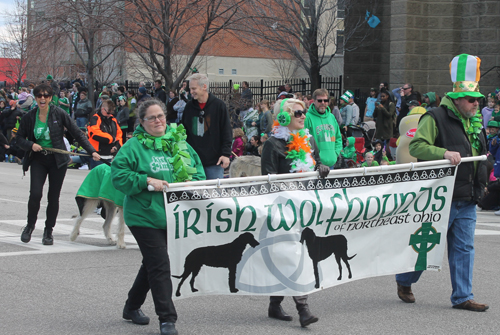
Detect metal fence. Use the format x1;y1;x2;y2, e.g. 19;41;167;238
209;76;343;106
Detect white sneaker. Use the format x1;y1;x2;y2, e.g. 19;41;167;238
495;209;500;216
79;164;89;170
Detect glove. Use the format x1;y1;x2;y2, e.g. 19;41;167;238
317;164;330;179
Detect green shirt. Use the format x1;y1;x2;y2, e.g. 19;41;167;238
409;105;479;171
34;117;53;148
59;97;70;114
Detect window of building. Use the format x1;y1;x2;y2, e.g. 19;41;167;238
232;69;237;75
336;30;344;54
219;68;224;75
337;0;345;19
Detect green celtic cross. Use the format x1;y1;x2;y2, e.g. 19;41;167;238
409;222;441;271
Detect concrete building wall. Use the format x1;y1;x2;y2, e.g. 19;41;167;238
345;0;500;98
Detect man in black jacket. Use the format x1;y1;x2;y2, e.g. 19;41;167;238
396;83;418;128
395;54;488;312
154;80;167;104
182;73;232;179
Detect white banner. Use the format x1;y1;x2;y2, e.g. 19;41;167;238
166;163;458;299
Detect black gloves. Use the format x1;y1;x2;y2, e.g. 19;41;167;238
317;164;330;179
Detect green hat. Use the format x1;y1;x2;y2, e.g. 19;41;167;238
487;121;499;128
447;54;484;99
340;90;354;103
233;84;240;90
46;74;53;80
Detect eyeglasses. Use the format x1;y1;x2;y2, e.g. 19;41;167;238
199;110;205;124
465;97;481;103
316;99;328;103
402;87;411;90
293;110;307;118
36;94;51;99
143;114;166;123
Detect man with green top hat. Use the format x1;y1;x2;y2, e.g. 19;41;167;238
395;54;489;312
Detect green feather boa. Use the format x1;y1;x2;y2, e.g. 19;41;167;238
134;124;197;183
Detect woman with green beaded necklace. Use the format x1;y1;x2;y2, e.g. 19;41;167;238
111;98;205;335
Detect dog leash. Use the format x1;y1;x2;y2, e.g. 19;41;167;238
41;147;113;160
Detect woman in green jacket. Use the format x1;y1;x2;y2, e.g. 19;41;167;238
112;99;205;335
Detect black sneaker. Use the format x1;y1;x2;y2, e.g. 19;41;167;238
21;225;35;243
42;228;54;245
123;306;150;325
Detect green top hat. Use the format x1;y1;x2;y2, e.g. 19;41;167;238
447;54;484;99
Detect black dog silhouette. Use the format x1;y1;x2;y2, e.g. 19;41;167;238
173;232;260;297
300;227;356;288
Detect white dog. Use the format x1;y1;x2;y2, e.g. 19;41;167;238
70;198;126;249
70;164;127;249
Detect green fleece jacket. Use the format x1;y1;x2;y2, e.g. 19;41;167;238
304;104;342;166
111;125;206;229
341;136;356;160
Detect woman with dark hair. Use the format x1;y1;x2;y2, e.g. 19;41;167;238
246;134;261;156
373;90;396;158
16;84;100;245
112;98;205;335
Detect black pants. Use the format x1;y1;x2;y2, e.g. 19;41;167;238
126;226;177;323
270;295;309;312
27;153;67;228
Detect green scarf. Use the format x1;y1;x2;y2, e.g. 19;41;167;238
134;123;197;183
441;96;483;151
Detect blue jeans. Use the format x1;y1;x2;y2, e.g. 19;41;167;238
204;165;223;180
76;117;88;128
396;200;476;305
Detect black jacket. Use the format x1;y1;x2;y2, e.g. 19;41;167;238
397;92;418;128
16;106;96;172
182;93;232;166
154;89;167;104
166;97;179;121
424;106;487;202
261;135;322;175
0;106;23;129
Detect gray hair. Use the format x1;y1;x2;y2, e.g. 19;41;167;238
137;98;167;120
187;73;210;90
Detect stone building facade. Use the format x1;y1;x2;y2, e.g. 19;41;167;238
345;0;500;98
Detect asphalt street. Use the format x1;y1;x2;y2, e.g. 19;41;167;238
0;162;499;335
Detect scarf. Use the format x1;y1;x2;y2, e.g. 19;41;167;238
271;120;315;173
134;123;197;183
441;96;483;151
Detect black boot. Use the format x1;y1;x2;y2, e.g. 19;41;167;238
298;306;318;328
21;225;35;243
268;303;293;321
42;227;54;245
160;321;178;335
